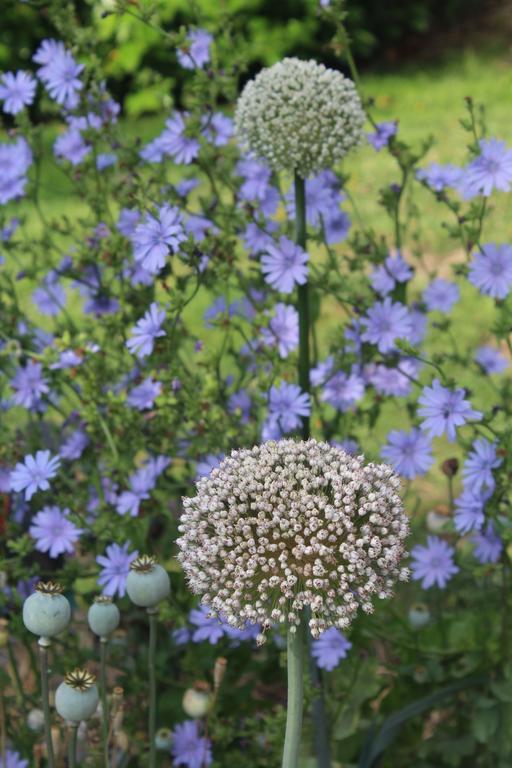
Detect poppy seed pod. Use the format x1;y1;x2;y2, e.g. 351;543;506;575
126;555;170;609
22;582;71;643
55;669;99;724
408;603;431;629
155;727;173;751
87;596;120;639
182;681;213;719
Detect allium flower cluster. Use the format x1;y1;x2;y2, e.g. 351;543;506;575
178;439;409;639
235;58;365;177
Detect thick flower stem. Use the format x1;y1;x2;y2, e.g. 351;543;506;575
294;173;332;768
68;723;78;768
148;608;158;768
100;639;110;768
282;623;305;768
294;173;310;440
38;641;55;768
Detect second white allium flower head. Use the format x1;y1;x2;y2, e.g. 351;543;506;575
178;439;409;640
235;57;365;178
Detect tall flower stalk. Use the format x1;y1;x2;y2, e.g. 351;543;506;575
39;643;56;768
281;623;305;768
294;173;332;768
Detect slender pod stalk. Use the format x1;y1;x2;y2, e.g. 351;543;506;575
100;639;110;768
68;722;78;768
39;641;55;768
281;621;305;768
148;608;158;768
294;172;332;768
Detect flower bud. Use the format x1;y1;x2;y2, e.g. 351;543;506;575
441;458;459;477
55;669;99;724
126;555;170;609
22;582;71;643
155;727;173;751
87;596;120;640
408;603;431;629
182;681;212;719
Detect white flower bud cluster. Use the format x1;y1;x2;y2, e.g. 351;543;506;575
235;58;365;178
177;439;409;641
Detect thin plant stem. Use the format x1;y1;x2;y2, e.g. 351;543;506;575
148;608;158;768
294;172;332;768
281;622;305;768
68;723;78;768
39;641;55;768
0;692;6;768
100;639;110;768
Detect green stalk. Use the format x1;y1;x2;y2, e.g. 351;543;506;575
69;723;78;768
148;608;158;768
294;172;332;768
100;639;111;768
281;623;305;768
294;173;310;440
39;641;55;768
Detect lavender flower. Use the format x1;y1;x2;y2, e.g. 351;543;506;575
423;278;460;312
171;720;212;768
465;138;512;197
10;450;61;500
472;523;503;564
227;389;252;424
32;272;66;316
361;298;412;354
178;439;409;639
311;628;352;671
418;379;482;442
321;370;365;412
468;244;512;299
177;29;213;70
0;750;29;768
261;236;308;294
0;137;33;205
127;378;162;410
126;303;166;358
411;536;458;589
364;360;417;398
132;204;185;274
454;489;485;534
11;362;49;410
370;252;412;295
381;428;433;479
475;345;509;374
117;208;140;237
202;112;233;146
40;49;84;108
29;506;83;557
189;605;225;644
416;163;462;191
97;542;138;598
60;428;89;461
160;113;200;165
462;438;501;495
261;303;299;358
0;71;36;114
367;121;397;151
54;128;90;165
265;383;311;437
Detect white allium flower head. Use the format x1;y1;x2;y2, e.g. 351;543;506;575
235;57;365;178
177;439;409;641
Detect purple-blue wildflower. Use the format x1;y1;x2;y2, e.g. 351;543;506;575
132;204;185;274
370;252;412;295
60;428;89;460
177;29;213;70
367;121;397;151
54;128;90;165
475;345;509;374
264;382;311;437
416;163;462;191
160;112;200;164
361;297;412;353
127;378;162;411
171;720;212;768
462;438;501;495
465;138;512;197
321;370;365;412
381;428;434;479
468;243;512;299
261;302;299;358
418;379;482;442
423;278;460;312
40;49;84;108
10;450;61;500
472;523;503;564
261;236;308;294
0;138;32;204
0;71;36;114
227;389;252;424
126;303;166;358
454;489;486;534
311;628;352;671
29;506;83;558
189;605;225;644
97;542;138;598
11;362;49;410
411;536;458;589
32;272;66;316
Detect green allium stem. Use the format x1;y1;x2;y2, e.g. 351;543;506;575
39;642;55;768
281;623;305;768
294;173;310;440
294;172;332;768
100;639;111;768
69;723;78;768
148;608;158;768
